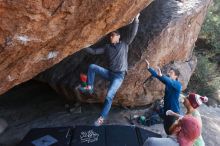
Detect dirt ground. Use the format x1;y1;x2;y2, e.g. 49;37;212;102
0;80;219;146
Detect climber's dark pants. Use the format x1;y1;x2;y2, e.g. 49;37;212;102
163;115;177;135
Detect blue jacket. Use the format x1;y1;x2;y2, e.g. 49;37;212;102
148;67;182;114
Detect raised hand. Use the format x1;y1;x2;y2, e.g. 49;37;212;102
135;13;140;22
129;13;140;24
145;59;150;69
156;67;162;77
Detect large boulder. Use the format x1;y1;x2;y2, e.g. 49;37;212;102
0;0;152;94
37;0;211;106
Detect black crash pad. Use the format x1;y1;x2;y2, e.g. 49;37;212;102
18;127;72;146
71;126;105;146
72;125;161;146
19;125;161;146
105;125;139;146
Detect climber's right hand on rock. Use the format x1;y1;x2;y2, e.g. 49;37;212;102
129;13;140;24
135;13;140;22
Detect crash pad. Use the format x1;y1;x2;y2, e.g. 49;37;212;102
19;125;161;146
18;127;72;146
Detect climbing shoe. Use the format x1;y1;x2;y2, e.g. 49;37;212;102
79;86;94;94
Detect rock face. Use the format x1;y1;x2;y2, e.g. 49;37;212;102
0;0;152;94
37;0;211;106
0;118;7;135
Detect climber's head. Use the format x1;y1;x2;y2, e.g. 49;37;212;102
168;68;180;80
110;31;120;44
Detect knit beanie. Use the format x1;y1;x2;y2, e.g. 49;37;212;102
187;93;208;109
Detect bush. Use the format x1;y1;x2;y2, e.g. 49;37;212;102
200;0;220;52
188;1;220;104
187;56;219;102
